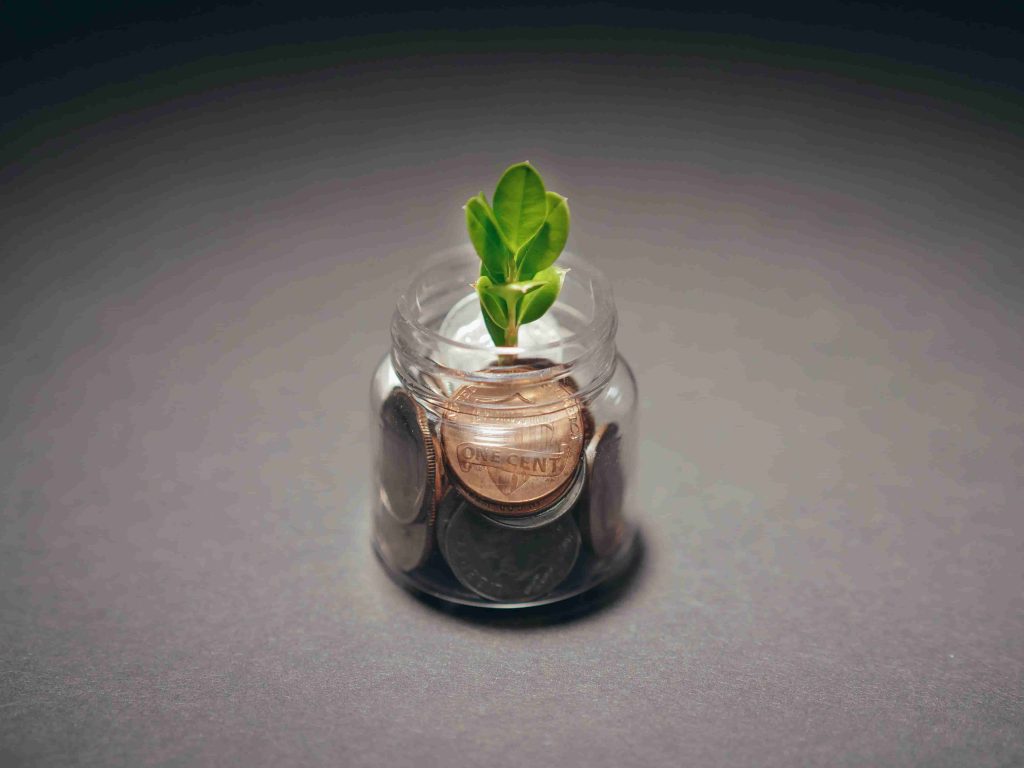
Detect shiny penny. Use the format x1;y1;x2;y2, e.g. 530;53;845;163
582;423;626;558
488;357;596;443
379;389;440;524
374;504;432;572
443;501;581;602
479;458;585;530
440;371;584;516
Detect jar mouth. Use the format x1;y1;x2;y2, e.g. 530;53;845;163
394;246;617;361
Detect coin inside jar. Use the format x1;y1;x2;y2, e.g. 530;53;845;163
487;357;596;443
374;505;432;572
443;500;581;602
440;371;584;517
433;487;461;561
379;389;440;524
582;423;626;558
479;457;585;530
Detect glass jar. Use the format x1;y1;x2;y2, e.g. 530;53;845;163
370;246;638;608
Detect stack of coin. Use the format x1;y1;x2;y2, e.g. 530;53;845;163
375;375;626;604
435;371;589;601
374;389;443;572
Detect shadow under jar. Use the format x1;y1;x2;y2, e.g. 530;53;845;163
370;247;638;608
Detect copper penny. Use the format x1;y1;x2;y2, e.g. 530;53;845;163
488;357;595;443
440;371;585;517
479;458;586;530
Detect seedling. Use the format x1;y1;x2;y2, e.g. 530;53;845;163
465;162;570;349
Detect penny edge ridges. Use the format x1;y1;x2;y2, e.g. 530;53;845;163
375;389;448;572
380;388;440;525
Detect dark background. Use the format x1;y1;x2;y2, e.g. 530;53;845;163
4;1;1024;131
2;2;1022;766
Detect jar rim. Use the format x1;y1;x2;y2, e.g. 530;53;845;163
394;246;617;360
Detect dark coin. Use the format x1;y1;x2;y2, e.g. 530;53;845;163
443;499;581;602
374;505;432;572
380;389;439;524
480;458;585;530
582;423;626;558
433;487;461;561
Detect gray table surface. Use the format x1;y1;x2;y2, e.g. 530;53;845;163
2;38;1023;767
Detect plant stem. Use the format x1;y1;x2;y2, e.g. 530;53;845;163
498;321;519;366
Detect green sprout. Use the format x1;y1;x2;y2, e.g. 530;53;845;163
465;161;570;350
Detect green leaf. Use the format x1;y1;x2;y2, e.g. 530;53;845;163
466;194;511;281
479;278;546;340
465;162;571;349
517;266;567;325
481;306;506;347
475;275;508;328
516;192;570;279
492;162;547;252
488;279;546;316
477;268;505;346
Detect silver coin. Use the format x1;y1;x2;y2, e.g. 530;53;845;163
374;504;431;572
379;389;439;524
443;500;581;602
480;458;586;530
582;423;626;558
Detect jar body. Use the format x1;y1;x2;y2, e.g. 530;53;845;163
369;248;639;608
